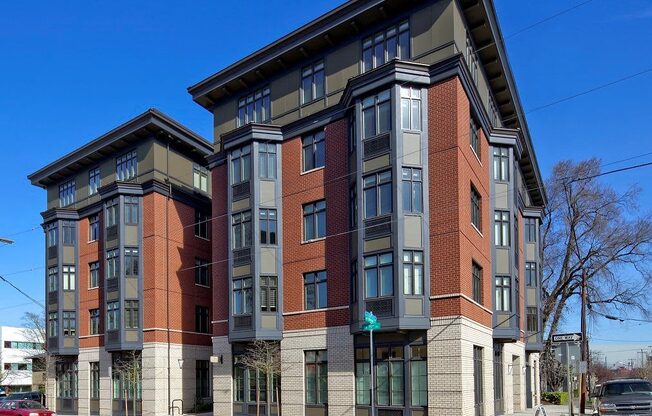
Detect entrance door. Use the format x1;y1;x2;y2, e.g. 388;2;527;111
526;363;533;408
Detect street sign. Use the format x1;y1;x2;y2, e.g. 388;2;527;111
552;332;582;343
362;311;382;332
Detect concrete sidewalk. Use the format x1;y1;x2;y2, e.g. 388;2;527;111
513;404;594;416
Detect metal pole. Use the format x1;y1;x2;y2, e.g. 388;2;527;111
370;330;375;416
580;269;587;415
567;342;572;416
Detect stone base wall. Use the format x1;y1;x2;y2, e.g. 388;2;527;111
501;341;526;415
527;352;541;408
213;335;233;416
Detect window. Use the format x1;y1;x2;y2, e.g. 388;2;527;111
376;347;404;406
514;216;520;267
90;309;100;335
233;362;279;404
112;353;142;400
237;87;270;127
106;249;119;279
410;345;427;407
116;150;137;181
90;362;100;399
258;143;277;179
48;312;58;337
62;221;76;245
89;262;99;289
472;262;482;304
124;196;138;225
107;301;119;331
89;215;99;241
105;198;118;228
495;276;511;312
304;271;327;310
195;210;210;240
493;147;509;181
303;200;326;241
89;168;100;196
362;21;409;72
260;276;278;312
526;262;537;287
48;267;58;292
46;223;57;247
403;251;423;295
494;211;510;246
302;131;325;172
402;168;422;213
260;209;277;245
62;311;76;337
59;180;76;207
196;360;211;399
232;211;252;249
473;346;484;416
465;36;479;85
124;248;139;277
364;170;392;219
362;90;391;139
400;87;421;130
302;61;325;104
525;217;537;242
193;164;209;192
364;253;393;298
195;258;210;286
56;362;78;399
527;307;538;333
471;186;482;230
350;186;357;228
305;350;328;405
231;145;251;184
470;117;480;156
195;305;210;333
233;278;253;315
62;265;76;291
125;300;139;329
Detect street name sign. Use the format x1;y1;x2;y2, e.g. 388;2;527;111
552;332;582;343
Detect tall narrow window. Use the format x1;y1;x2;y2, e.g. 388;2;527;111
195;210;210;239
124;248;139;277
89;309;100;335
105;199;118;228
494;211;510;247
237;88;270;127
106;249;119;280
232;211;252;249
471;186;482;230
62;221;76;245
260;209;277;245
258;143;277;179
466;36;479;85
302;131;325;172
90;362;100;399
526;262;537;287
125;300;139;329
514;216;520;267
46;224;58;248
231;145;251;185
362;90;391;139
364;170;392;219
400;87;421;130
62;311;76;337
493;147;509;181
193;164;209;192
364;253;393;298
305;350;328;405
410;345;428;407
472;262;482;304
233;278;253;315
195;258;210;286
59;179;76;207
62;265;76;291
474;346;484;416
301;61;325;104
304;271;327;310
89;168;101;196
196;360;211;399
89;215;99;242
527;307;538;332
260;276;278;312
402;168;422;213
116;150;137;181
303;200;326;241
470;117;480;156
89;262;99;289
124;196;139;225
376;346;404;406
362;21;410;72
107;301;119;330
495;276;511;312
48;267;58;292
48;312;58;337
403;251;423;295
525;217;537;242
57;362;78;399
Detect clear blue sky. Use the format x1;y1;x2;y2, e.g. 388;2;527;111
1;0;651;364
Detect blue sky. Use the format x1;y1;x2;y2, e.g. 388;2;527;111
1;0;651;365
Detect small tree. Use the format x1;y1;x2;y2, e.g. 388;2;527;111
20;312;53;406
237;340;282;416
112;351;142;416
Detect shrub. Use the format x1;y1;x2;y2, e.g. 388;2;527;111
542;391;569;405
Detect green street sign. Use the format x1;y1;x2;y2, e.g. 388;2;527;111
362;311;382;332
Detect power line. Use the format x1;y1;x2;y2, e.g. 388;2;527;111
0;274;44;309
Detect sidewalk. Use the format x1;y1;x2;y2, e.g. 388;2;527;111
513;404;594;416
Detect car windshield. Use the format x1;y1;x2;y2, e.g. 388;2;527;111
604;382;652;396
20;401;44;409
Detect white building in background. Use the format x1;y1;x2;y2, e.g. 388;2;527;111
0;326;43;393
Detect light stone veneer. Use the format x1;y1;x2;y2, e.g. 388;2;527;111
527;352;541;408
213;335;233;416
501;340;526;415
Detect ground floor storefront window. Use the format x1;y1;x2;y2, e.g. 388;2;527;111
233;356;279;415
56;359;78;414
111;352;142;416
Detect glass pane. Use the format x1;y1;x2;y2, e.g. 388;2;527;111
305;284;315;309
356;362;370;405
365;269;378;298
315;139;325;168
302;76;312;104
401;98;410;130
414;265;423;295
306;364;316;403
403;265;412;295
391;362;404;405
413;182;423;212
317;211;326;238
386;35;397;60
380;265;393;296
376;362;389;406
374;40;385;67
364;188;377;218
317;281;327;308
363;107;375;139
304;214;314;240
314;70;325;99
398;30;410;59
379;183;392;215
242;154;251;181
362;47;373;72
377;101;391;134
411;99;420;130
402;180;411;211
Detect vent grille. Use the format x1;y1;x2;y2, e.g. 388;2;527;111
48;291;58;304
366;299;393;317
232;181;250;201
378;410;403;416
107;278;119;292
106;331;119;344
363;133;390;159
233;247;252;266
365;216;392;239
234;315;252;329
48;246;58;259
106;225;118;240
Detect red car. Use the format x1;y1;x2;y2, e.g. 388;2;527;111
0;400;55;416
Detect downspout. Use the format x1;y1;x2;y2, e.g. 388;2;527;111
166;137;172;414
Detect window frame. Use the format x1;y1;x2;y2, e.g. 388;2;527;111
195;210;210;240
232;211;252;249
259;208;277;245
230;145;251;185
237;87;271;127
106;249;119;280
362;20;410;73
89;167;101;196
305;350;328;406
470;117;480;157
472;262;482;305
525;217;537;242
304;271;327;310
195;258;210;287
402;250;423;295
48;312;58;337
301;61;325;104
89;261;99;289
90;362;100;399
193;163;209;192
494;211;510;247
495;276;511;312
362;90;391;140
62;265;76;291
59;179;76;207
260;276;278;312
302;130;326;173
400;86;421;131
473;346;484;416
527;307;538;333
89;308;100;335
471;186;482;231
125;300;139;329
526;262;537;287
89;215;100;242
364;252;393;299
233;278;253;316
303;200;326;242
258;143;277;179
105;199;118;228
364;170;392;219
48;266;58;293
195;305;210;333
62;311;76;337
116;150;138;181
493;147;509;182
107;301;119;331
401;167;422;213
62;221;76;246
124;196;139;225
124;247;139;278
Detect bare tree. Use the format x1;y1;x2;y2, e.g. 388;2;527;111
112;351;142;416
541;159;652;388
237;340;282;416
21;312;54;405
0;351;9;386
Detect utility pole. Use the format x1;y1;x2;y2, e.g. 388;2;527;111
579;268;588;415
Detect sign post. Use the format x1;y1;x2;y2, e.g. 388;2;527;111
363;311;381;416
553;333;583;416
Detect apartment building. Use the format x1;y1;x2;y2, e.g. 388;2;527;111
187;0;546;415
0;326;43;394
28;109;214;415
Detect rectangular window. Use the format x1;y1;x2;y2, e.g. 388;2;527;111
124;196;139;225
527;307;538;333
364;170;392;218
495;276;511;312
514;215;520;268
260;209;277;245
105;198;118;228
89;262;99;289
112;353;142;400
46;223;58;248
62;311;76;337
302;61;325;104
125;300;139;329
116;150;137;181
48;267;58;292
304;271;327;310
233;278;253;315
89;215;99;241
305;350;328;405
195;258;210;286
376;347;404;406
90;362;100;399
472;262;482;304
48;312;58;337
231;145;251;184
62;221;76;245
124;248;139;277
196;360;211;399
493;147;509;181
402;168;422;213
525;217;537;242
89;168;101;196
494;211;510;247
403;251;423;295
195;210;210;239
195;305;210;333
62;265;76;291
237;87;271;127
89;309;100;335
232;211;252;249
400;86;421;130
362;90;391;139
410;345;427;407
193;164;209;192
59;179;76;207
465;36;479;85
107;301;119;331
260;276;278;312
106;249;119;279
302;130;325;172
258;143;277;179
364;253;393;298
471;186;482;230
474;346;484;416
526;262;537;287
362;21;409;72
57;362;78;399
303;200;326;241
470;117;480;156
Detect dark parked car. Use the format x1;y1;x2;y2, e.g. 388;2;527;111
592;378;652;415
3;393;44;406
0;400;54;416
